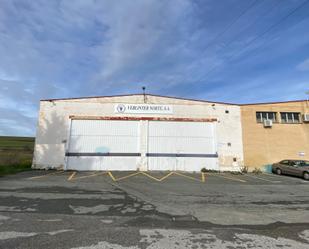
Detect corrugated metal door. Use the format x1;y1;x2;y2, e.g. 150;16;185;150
66;120;140;171
147;121;218;171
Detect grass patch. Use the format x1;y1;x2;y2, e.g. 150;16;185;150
0;136;34;176
0;136;34;149
0;163;32;177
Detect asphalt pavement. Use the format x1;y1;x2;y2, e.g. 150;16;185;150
0;170;308;248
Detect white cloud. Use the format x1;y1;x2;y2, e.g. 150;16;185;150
297;58;309;71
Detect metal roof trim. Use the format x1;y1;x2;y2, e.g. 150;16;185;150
40;93;307;106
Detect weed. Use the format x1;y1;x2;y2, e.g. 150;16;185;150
201;168;220;173
252;167;262;174
240;166;248;174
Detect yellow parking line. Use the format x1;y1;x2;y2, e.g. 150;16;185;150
141;172;174;182
67;171;77;181
141;172;161;181
108;171;142;182
108;171;116;181
159;172;174;181
173;172;204;182
244;174;280;183
72;171;107;180
114;172;142;181
210;173;246;183
201;172;206;182
61;171;208;183
28;170;64;180
107;171;205;183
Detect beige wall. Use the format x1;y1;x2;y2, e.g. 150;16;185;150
241;101;309;170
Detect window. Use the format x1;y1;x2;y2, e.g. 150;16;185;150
289;161;297;167
256;112;277;123
299;160;309;167
280;160;289;165
280;112;301;123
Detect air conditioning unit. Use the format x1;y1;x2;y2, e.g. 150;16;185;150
303;114;309;122
263;119;273;128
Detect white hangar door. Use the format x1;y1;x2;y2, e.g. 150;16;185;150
147;121;218;171
66;120;140;171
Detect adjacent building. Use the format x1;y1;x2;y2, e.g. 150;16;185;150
241;100;309;171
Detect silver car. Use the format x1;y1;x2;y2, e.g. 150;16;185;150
272;160;309;180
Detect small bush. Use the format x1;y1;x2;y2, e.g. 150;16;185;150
240;166;248;174
252;167;262;174
201;168;219;173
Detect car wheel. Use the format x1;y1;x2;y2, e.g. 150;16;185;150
276;168;282;175
303;172;309;181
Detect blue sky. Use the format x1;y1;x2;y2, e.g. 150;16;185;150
0;0;309;136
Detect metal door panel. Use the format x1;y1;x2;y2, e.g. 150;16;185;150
66;120;139;171
147;121;218;171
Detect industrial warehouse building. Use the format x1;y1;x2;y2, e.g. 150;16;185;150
32;94;309;172
33;94;244;172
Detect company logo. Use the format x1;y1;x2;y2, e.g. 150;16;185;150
116;104;126;113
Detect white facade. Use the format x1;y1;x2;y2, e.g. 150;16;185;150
33;94;244;171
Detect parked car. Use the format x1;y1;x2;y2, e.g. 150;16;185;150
272;160;309;180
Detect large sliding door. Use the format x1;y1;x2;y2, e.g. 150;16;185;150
66;119;218;171
147;121;218;171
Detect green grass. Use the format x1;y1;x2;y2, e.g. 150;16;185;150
0;136;35;176
0;136;34;149
0;163;32;177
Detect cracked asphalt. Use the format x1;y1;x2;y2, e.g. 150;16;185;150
0;170;308;248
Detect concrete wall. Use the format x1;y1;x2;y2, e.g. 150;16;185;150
241;101;309;171
33;95;244;171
